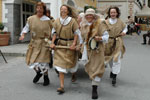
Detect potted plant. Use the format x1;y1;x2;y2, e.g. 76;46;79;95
0;22;10;46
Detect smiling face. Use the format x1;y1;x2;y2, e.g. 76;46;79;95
110;8;118;19
85;14;94;23
60;6;69;17
36;5;44;17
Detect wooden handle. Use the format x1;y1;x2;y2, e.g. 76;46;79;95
55;46;70;49
45;45;81;51
45;45;70;49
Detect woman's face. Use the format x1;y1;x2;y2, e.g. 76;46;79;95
110;9;118;19
60;6;69;17
85;14;94;23
36;5;44;16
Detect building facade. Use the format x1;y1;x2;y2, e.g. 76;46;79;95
62;0;97;11
1;0;150;44
0;0;2;22
1;0;96;44
1;0;40;44
97;0;146;22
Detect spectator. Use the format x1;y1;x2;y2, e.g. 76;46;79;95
128;21;135;35
141;30;150;45
135;22;141;35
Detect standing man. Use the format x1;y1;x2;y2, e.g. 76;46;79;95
141;30;150;45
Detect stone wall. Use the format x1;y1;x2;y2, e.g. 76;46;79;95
5;3;21;44
0;0;2;22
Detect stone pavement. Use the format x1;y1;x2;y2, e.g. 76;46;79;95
0;43;28;57
0;32;150;100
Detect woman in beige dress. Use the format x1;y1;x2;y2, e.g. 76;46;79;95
50;4;82;94
19;2;53;86
104;6;127;86
80;8;109;99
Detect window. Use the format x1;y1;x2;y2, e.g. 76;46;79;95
22;3;34;27
148;0;150;8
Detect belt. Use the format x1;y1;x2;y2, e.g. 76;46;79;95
108;36;121;55
59;38;74;41
109;36;119;40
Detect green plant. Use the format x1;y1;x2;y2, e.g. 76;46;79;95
0;32;5;34
0;22;4;32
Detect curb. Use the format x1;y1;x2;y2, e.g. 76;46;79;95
0;52;26;57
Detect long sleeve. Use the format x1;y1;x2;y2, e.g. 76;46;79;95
74;29;83;44
122;25;128;33
52;28;56;35
20;23;29;36
101;31;109;43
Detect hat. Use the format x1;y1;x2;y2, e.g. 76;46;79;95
79;12;84;18
85;8;96;16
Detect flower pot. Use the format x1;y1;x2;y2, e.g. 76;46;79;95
0;32;10;46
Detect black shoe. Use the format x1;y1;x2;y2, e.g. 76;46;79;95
43;75;50;86
112;74;117;86
92;85;98;99
112;78;116;86
141;43;146;45
33;71;42;83
110;72;113;78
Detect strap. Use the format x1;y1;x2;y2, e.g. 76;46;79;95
59;38;74;41
58;17;69;38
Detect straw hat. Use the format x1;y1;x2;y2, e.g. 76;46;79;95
85;8;96;16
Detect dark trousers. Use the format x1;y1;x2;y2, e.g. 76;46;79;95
143;34;150;44
127;25;133;35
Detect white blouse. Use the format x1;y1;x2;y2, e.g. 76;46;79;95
109;18;128;33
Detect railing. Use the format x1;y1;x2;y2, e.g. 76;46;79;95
0;50;7;63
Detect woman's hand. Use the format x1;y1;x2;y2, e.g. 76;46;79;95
50;43;55;49
94;36;102;42
70;43;76;50
120;32;126;36
19;34;25;40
